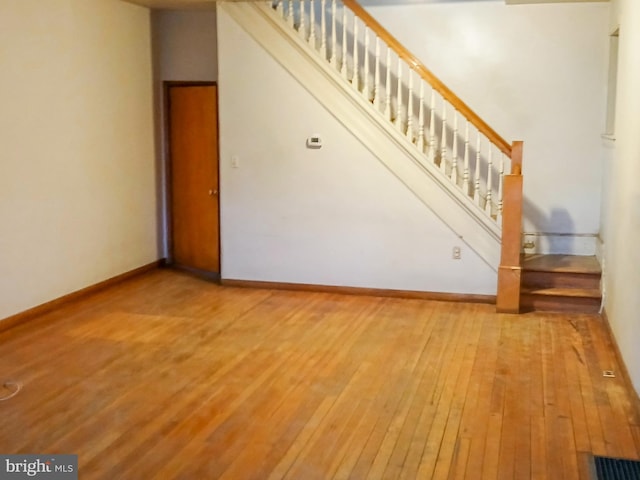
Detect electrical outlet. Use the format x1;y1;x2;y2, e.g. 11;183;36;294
452;246;461;260
231;155;239;168
523;234;536;250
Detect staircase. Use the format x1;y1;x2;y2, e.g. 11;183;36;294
219;1;605;315
520;254;602;313
220;0;526;312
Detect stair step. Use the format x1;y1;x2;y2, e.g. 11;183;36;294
521;270;600;290
521;287;601;299
520;254;601;314
520;292;601;314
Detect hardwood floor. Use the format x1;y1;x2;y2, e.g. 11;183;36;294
0;269;638;479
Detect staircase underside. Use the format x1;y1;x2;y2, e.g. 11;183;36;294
220;1;502;271
520;254;602;314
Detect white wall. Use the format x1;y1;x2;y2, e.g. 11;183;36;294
0;0;158;320
600;0;640;395
217;8;497;295
366;0;609;255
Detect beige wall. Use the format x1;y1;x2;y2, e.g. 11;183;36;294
0;0;158;320
601;0;640;396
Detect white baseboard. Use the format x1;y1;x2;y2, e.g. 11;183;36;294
522;232;598;255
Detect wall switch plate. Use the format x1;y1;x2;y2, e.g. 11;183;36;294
306;135;322;149
231;155;239;168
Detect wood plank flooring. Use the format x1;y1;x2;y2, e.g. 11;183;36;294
0;269;639;479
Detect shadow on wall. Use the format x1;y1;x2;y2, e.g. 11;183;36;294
523;196;575;254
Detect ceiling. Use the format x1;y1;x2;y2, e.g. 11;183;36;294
121;0;607;9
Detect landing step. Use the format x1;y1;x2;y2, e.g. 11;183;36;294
522;254;601;274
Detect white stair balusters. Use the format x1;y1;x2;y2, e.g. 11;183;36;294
320;0;327;58
463;121;470;195
352;16;359;89
340;4;348;79
363;29;370;100
485;144;493;215
406;71;413;140
417;82;425;153
474;133;481;204
451;112;458;184
330;0;337;66
498;152;506;220
299;0;306;40
309;0;316;47
267;0;513;224
394;59;402;130
428;89;436;164
440;102;447;173
384;48;392;120
373;37;381;110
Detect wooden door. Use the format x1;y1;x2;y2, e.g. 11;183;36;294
168;85;220;274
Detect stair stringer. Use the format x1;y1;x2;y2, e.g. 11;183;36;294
221;1;502;270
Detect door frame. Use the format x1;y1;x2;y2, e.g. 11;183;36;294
163;81;221;279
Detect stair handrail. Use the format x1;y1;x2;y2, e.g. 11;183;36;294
345;0;524;311
267;0;524;310
342;0;512;157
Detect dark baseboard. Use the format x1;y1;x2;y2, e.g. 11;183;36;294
220;278;496;304
0;260;164;334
